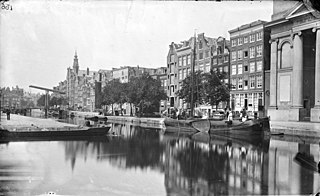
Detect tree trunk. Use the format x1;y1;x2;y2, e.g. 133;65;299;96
130;103;133;116
112;104;114;116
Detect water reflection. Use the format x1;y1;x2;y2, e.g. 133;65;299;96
0;122;319;195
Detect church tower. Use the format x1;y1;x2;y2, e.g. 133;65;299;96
73;51;79;74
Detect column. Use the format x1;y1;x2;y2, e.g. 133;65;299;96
292;32;304;108
269;39;278;108
313;28;320;108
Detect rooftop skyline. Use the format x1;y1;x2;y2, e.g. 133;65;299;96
0;0;273;93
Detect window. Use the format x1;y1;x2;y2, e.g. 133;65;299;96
218;57;223;64
178;57;182;66
244;80;248;89
249;47;255;58
232;65;237;75
170;54;175;62
250;76;255;88
231;79;237;90
238;64;243;74
199;41;203;49
238;50;242;60
232;39;237;47
238;38;243;45
238;77;243;89
281;42;292;68
224;66;228;73
256;61;262;71
213;58;217;65
199;63;204;71
205;50;209;58
183;69;187;79
187;55;191;65
187;68;191;75
257;75;262;88
232;51;237;61
243;50;248;58
224;55;229;62
244;62;249;72
183;56;187;66
219;66;223;72
179;69;182;80
205;65;210;73
250;34;255;43
256;32;262;41
250;62;255;72
199;52;203;60
256;45;262;57
244;36;248;43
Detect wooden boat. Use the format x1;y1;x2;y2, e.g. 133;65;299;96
163;117;211;133
85;115;108;121
208;117;270;138
0;126;110;141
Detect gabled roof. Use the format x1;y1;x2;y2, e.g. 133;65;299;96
267;0;320;28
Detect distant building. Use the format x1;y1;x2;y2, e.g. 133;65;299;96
228;20;271;116
1;86;24;109
66;52;98;111
166;33;229;116
266;0;320;122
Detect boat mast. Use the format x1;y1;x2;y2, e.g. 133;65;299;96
190;30;196;118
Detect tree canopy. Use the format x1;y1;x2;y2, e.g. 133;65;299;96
101;73;167;116
176;70;230;110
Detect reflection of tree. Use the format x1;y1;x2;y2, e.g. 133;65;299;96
63;124;166;171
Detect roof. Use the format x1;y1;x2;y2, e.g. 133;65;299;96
228;20;267;34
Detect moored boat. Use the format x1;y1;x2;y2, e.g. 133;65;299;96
163;117;211;133
85;115;108;122
208;117;270;138
0;126;110;141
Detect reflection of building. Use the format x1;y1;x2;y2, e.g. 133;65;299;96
268;138;320;195
166;33;229;114
229;20;271;116
266;0;320;121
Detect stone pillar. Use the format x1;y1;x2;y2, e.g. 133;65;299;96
292;32;304;108
269;39;278;108
311;28;320;122
290;32;306;121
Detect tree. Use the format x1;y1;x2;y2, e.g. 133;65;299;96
176;70;230;111
37;94;48;107
176;70;206;107
203;70;230;110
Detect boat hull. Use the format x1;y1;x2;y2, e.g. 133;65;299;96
0;127;110;141
209;117;270;138
163;118;210;133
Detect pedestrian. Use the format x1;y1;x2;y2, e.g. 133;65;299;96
241;107;247;122
6;108;11;120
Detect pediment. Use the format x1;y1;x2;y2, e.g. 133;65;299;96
285;1;320;19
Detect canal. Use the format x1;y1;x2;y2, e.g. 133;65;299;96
0;118;320;195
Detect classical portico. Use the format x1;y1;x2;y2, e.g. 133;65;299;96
266;1;320;122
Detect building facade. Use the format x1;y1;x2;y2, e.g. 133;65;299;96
66;52;98;111
228;20;271;117
266;0;320;122
166;33;229;116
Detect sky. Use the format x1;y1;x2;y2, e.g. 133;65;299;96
0;0;273;94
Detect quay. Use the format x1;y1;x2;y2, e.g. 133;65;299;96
1;111;320;138
0;113;78;131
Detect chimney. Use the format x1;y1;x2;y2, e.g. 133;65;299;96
87;67;89;75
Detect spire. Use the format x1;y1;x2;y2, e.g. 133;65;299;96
73;51;79;74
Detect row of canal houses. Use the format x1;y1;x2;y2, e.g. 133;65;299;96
55;0;320;122
167;0;320;122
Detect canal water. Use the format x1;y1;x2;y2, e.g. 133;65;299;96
0;119;320;195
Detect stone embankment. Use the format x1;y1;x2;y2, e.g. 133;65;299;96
0;113;79;131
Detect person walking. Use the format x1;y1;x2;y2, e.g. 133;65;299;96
6;108;11;120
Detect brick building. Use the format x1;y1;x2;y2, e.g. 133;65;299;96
228;20;271;117
166;33;229;116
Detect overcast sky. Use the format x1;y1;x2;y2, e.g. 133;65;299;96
0;0;273;93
